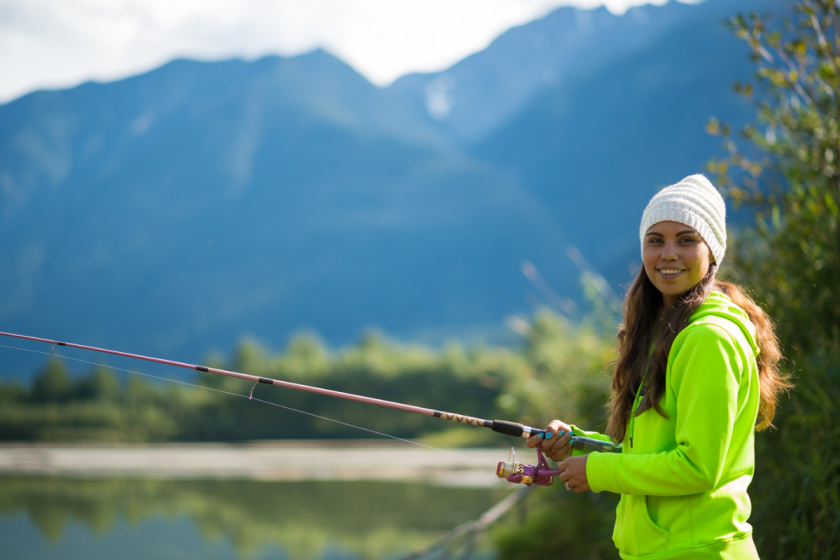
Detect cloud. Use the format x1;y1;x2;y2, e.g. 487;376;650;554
0;0;701;103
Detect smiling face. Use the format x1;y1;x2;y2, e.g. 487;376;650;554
643;221;713;308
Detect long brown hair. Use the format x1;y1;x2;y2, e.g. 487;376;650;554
606;264;791;443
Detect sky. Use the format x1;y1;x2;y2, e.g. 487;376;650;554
0;0;700;103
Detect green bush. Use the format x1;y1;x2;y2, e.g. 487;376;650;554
706;2;840;557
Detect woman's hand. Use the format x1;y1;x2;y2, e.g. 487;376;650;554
526;419;573;462
558;455;590;493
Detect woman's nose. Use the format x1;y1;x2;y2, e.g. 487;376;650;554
662;241;679;259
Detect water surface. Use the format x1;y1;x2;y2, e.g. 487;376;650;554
0;476;505;559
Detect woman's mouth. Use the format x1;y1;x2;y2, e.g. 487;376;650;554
658;268;685;279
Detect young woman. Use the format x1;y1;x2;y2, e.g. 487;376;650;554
527;175;790;559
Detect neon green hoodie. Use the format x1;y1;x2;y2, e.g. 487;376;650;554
576;292;762;559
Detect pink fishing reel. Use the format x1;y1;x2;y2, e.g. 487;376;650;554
495;444;561;486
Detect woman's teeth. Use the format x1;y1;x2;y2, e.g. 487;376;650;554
660;269;682;274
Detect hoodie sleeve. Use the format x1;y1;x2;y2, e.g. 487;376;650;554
586;323;744;496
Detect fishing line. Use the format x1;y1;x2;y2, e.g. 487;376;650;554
0;342;495;466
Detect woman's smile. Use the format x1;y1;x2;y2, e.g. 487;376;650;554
657;267;686;279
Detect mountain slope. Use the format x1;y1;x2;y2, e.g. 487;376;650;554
471;3;765;284
0;51;569;373
389;0;770;144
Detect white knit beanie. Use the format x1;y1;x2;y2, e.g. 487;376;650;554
639;174;727;264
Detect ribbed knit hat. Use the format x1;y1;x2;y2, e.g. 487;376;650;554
639;174;727;264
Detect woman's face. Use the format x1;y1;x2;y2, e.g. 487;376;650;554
643;221;712;308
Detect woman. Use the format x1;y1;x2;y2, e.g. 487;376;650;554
527;175;790;559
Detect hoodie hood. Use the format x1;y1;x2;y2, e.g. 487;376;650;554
689;291;759;356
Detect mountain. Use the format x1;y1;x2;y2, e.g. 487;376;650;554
0;0;789;377
0;51;570;375
469;0;788;283
388;0;769;143
393;0;786;281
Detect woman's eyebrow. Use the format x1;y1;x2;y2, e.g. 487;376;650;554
677;230;698;236
645;232;663;237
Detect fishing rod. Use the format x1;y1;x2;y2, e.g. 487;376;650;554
0;330;622;487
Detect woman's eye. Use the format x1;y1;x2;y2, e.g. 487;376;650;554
679;237;696;243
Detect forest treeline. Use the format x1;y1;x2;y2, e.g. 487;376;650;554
0;314;614;444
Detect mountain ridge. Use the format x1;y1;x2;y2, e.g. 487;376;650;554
0;48;568;376
0;0;784;378
388;0;768;144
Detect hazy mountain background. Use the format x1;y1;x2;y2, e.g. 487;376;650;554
0;0;782;378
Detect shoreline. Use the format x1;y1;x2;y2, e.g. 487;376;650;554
0;441;512;488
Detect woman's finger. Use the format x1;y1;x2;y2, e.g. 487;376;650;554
545;420;572;436
547;449;565;462
555;431;572;452
544;432;571;460
559;443;572;460
573;481;590;493
534;420;574;461
543;429;564;450
542;432;558;454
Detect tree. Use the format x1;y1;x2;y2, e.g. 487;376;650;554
74;367;121;401
707;1;840;557
30;359;72;403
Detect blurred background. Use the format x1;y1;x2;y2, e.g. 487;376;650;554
1;0;837;558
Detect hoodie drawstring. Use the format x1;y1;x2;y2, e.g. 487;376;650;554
629;381;644;449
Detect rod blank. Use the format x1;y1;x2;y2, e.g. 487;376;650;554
0;330;621;452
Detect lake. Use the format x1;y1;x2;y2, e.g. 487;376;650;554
0;443;520;559
0;477;510;559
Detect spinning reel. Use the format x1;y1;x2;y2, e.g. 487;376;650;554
495;444;561;486
494;434;621;486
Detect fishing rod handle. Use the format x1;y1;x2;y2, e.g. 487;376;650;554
571;436;623;454
489;420;622;453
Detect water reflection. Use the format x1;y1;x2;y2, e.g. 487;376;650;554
0;476;505;559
